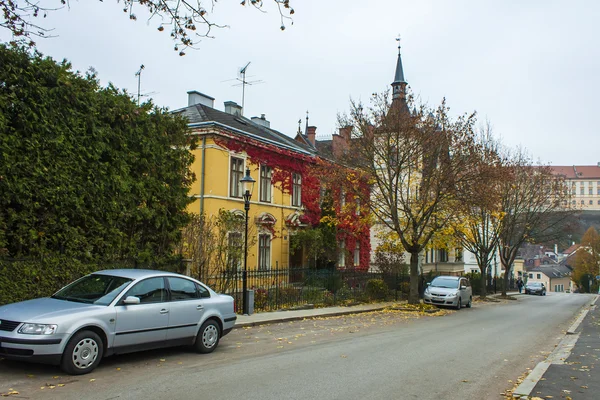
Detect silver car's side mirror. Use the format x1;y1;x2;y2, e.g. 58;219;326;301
123;296;141;305
460;285;467;290
426;282;431;286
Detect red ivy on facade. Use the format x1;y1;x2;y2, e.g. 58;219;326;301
215;134;371;270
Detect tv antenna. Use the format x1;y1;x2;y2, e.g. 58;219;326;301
226;62;264;115
135;64;145;106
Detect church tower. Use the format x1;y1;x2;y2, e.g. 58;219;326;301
391;37;408;108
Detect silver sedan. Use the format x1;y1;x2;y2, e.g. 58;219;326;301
0;269;236;374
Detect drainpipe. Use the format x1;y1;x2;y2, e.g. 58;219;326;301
198;136;206;281
200;136;206;216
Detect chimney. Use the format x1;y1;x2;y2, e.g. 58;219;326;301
306;126;317;146
251;114;271;128
224;101;243;116
187;90;214;108
339;125;352;141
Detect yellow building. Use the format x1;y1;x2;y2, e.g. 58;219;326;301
174;91;319;276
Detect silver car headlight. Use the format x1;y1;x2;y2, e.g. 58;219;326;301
18;323;58;335
446;292;458;298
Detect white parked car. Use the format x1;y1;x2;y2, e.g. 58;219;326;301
423;276;473;309
0;269;237;374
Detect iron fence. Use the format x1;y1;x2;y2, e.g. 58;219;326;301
206;267;410;313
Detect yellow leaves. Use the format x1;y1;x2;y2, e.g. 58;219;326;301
2;389;19;396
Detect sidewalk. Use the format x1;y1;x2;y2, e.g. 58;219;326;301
234;292;520;329
513;295;599;399
234;302;396;328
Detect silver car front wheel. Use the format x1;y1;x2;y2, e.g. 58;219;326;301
61;330;103;375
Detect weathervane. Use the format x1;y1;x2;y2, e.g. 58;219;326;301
396;35;401;52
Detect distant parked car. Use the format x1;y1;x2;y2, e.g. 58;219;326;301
423;276;473;310
0;269;236;374
525;282;546;296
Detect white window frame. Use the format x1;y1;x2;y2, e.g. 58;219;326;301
229;156;245;198
259;165;273;203
338;240;346;268
258;233;272;271
353;242;360;266
292;173;302;207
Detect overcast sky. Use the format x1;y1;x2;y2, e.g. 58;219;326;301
2;0;599;165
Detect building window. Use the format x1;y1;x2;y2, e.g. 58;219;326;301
571;183;576;195
227;232;243;271
259;165;272;203
338;240;346;267
340;189;346;208
439;249;448;262
354;242;360;266
258;234;271;270
597;181;600;195
292;173;302;207
355;198;361;216
537;273;541;279
554;284;564;292
590;200;593;205
598;200;600;205
589;186;593;195
572;200;576;205
230;157;244;198
580;185;585;195
529;273;533;279
455;248;463;262
581;200;585;205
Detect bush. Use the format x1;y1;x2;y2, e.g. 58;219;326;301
365;279;388;300
303;288;325;304
253;288;270;310
335;286;353;301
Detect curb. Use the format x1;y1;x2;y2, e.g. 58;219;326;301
512;296;598;398
233;306;392;329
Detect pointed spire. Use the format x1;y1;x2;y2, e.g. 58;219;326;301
304;110;309;134
392;36;408;102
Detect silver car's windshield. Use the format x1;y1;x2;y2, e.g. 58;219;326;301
52;274;133;306
430;278;459;289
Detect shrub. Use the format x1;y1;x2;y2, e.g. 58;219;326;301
253;288;270;310
303;288;325;304
365;279;388;300
335;286;353;301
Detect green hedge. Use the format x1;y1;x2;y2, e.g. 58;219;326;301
0;258;183;306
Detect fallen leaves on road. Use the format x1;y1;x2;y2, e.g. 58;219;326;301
0;389;19;397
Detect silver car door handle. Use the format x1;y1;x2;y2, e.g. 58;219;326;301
196;305;204;310
160;309;169;314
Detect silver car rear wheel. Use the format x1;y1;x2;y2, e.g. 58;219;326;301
195;319;220;354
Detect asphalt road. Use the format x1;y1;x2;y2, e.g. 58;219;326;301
0;293;594;400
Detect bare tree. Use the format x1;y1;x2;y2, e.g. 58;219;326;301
454;121;505;298
178;210;256;292
339;92;481;304
1;0;295;53
497;148;573;295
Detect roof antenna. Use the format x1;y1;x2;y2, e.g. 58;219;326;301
233;62;263;116
135;64;145;106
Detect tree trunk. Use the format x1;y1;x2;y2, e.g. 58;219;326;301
501;261;512;297
479;265;487;298
409;251;420;305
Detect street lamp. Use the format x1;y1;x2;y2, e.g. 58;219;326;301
240;168;255;315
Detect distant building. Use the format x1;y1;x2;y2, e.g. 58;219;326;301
551;165;600;210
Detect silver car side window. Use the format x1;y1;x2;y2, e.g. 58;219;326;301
127;277;166;304
168;277;200;301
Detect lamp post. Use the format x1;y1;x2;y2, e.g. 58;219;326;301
240;168;255;315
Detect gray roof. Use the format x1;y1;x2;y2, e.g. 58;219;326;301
393;44;407;84
174;104;316;156
528;264;572;279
